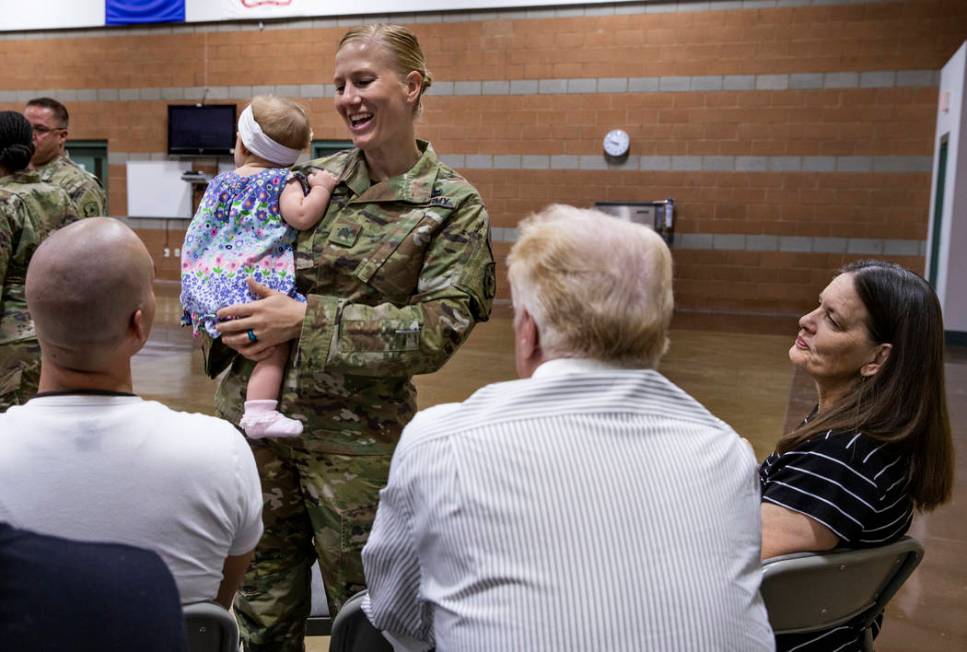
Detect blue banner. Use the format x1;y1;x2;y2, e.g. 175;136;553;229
106;0;185;25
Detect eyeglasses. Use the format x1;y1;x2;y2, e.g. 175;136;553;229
32;125;66;135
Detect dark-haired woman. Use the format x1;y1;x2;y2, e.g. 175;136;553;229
760;260;954;651
0;111;77;410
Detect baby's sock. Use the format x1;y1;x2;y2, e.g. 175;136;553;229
241;400;303;438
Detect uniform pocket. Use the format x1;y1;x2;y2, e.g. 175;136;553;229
353;209;442;305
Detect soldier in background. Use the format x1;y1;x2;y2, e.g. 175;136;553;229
0;111;78;410
24;97;106;218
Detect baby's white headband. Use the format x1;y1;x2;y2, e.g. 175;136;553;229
237;105;302;166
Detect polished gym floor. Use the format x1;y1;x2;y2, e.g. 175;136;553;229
135;283;966;651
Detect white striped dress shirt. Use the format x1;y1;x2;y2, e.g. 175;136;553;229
363;358;775;651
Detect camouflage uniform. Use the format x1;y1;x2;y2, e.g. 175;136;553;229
34;154;106;218
207;141;495;651
0;171;78;410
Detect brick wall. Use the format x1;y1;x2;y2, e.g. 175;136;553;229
2;0;965;314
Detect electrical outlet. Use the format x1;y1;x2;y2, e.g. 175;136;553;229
173;247;181;257
163;247;170;258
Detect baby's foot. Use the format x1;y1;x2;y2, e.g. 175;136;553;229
241;408;303;439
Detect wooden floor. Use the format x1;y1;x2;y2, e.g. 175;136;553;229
137;283;967;651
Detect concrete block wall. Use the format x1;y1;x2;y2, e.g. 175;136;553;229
2;0;965;314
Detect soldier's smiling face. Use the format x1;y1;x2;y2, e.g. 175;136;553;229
333;40;421;157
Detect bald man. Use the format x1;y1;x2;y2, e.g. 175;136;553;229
0;219;263;608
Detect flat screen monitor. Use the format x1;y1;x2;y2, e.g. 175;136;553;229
167;104;236;156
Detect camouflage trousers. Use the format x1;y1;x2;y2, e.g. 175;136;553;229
236;436;391;652
0;339;40;412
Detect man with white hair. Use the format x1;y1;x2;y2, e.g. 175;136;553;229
361;205;775;651
0;218;263;608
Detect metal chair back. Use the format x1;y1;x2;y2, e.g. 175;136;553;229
329;590;394;652
760;536;924;651
182;601;239;652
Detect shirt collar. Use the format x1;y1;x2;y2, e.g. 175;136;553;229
8;169;42;184
33;154;67;173
531;357;634;379
33;389;137;399
344;140;439;205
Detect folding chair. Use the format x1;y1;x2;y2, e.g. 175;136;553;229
760;536;924;652
182;601;239;652
306;560;333;636
329;590;394;652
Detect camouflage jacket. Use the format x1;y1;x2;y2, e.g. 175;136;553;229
212;141;496;454
34;154;106;218
0;171;79;344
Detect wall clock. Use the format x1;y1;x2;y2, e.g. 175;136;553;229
603;129;630;161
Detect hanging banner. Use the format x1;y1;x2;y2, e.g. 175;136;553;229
186;0;602;22
0;0;611;32
106;0;185;25
0;0;104;31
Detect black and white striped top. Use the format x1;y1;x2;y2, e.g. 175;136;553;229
760;422;913;652
362;358;775;652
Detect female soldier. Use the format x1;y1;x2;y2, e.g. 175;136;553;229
210;25;494;650
0;111;77;410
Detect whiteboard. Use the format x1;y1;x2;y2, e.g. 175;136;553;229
125;160;193;219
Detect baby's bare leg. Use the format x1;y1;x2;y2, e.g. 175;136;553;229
246;344;289;401
241;343;303;438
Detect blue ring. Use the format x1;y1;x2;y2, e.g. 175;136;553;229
246;329;258;343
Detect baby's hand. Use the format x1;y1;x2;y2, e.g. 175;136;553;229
308;169;339;192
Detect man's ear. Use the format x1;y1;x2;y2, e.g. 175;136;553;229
513;304;545;379
131;308;148;346
518;308;541;360
860;342;892;378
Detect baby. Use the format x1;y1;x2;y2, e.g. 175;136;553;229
180;95;337;438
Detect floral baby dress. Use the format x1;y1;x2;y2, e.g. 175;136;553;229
180;167;304;338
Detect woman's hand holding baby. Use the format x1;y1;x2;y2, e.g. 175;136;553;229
216;278;307;361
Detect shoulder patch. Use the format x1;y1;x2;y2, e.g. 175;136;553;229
484;262;496;301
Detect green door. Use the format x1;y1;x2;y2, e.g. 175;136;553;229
928;136;948;289
66;140;108;210
311;139;353;160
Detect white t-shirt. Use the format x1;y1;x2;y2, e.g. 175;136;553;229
0;394;263;604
